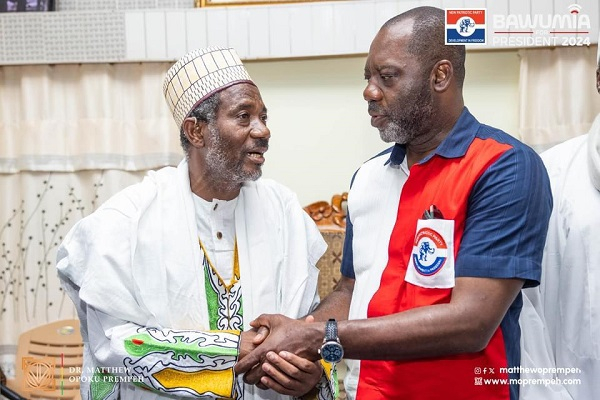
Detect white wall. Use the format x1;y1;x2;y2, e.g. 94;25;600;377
245;56;382;206
245;49;521;206
464;50;521;140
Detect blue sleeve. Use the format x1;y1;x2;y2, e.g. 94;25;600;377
340;165;364;280
456;146;552;288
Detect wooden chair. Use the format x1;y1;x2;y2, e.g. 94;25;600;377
304;192;347;231
304;192;347;300
6;319;83;400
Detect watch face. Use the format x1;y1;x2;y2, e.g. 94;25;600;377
321;342;344;363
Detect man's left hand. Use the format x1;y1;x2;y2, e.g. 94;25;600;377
235;314;322;376
259;351;323;397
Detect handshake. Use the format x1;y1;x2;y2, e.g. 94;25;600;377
236;314;343;398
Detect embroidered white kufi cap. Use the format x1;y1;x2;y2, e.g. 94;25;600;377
163;47;254;129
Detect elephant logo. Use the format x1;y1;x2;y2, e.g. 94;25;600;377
459;17;475;33
445;9;486;45
412;228;448;276
456;16;476;37
419;241;435;262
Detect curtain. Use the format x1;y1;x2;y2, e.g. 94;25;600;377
0;170;152;378
0;63;185;379
0;63;182;172
519;46;600;151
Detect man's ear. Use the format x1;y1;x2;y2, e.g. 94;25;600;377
432;60;453;92
182;117;206;148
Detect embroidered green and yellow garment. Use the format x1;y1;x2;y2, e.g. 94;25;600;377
93;243;245;399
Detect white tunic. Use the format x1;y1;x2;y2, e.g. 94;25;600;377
57;160;326;400
520;116;600;400
193;194;237;282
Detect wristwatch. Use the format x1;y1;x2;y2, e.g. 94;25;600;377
318;318;344;364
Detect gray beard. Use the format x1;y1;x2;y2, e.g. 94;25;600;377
204;125;262;190
379;101;434;145
379;120;413;144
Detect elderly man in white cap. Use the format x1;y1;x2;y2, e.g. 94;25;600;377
519;43;600;400
56;47;333;400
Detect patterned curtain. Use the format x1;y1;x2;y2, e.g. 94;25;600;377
0;170;154;378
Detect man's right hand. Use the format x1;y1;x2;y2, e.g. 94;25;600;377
239;325;269;360
235;314;323;376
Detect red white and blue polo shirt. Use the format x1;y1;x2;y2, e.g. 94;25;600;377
341;108;552;400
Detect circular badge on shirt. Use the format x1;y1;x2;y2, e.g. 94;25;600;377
412;227;448;276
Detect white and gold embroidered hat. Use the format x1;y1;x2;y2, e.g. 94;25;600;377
163;47;254;129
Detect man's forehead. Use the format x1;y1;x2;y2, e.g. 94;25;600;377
382;18;415;39
369;21;413;52
219;84;265;110
365;26;414;71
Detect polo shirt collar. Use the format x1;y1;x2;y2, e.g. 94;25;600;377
387;107;479;166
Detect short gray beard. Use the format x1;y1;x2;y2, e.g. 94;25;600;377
204;124;262;190
379;120;413;144
380;98;434;145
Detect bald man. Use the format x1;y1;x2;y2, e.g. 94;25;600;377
236;7;552;400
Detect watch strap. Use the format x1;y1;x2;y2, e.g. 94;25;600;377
325;318;338;342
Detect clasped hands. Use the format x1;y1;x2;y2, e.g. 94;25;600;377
237;314;324;397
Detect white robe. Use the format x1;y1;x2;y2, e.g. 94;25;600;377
57;160;327;400
520;116;600;400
